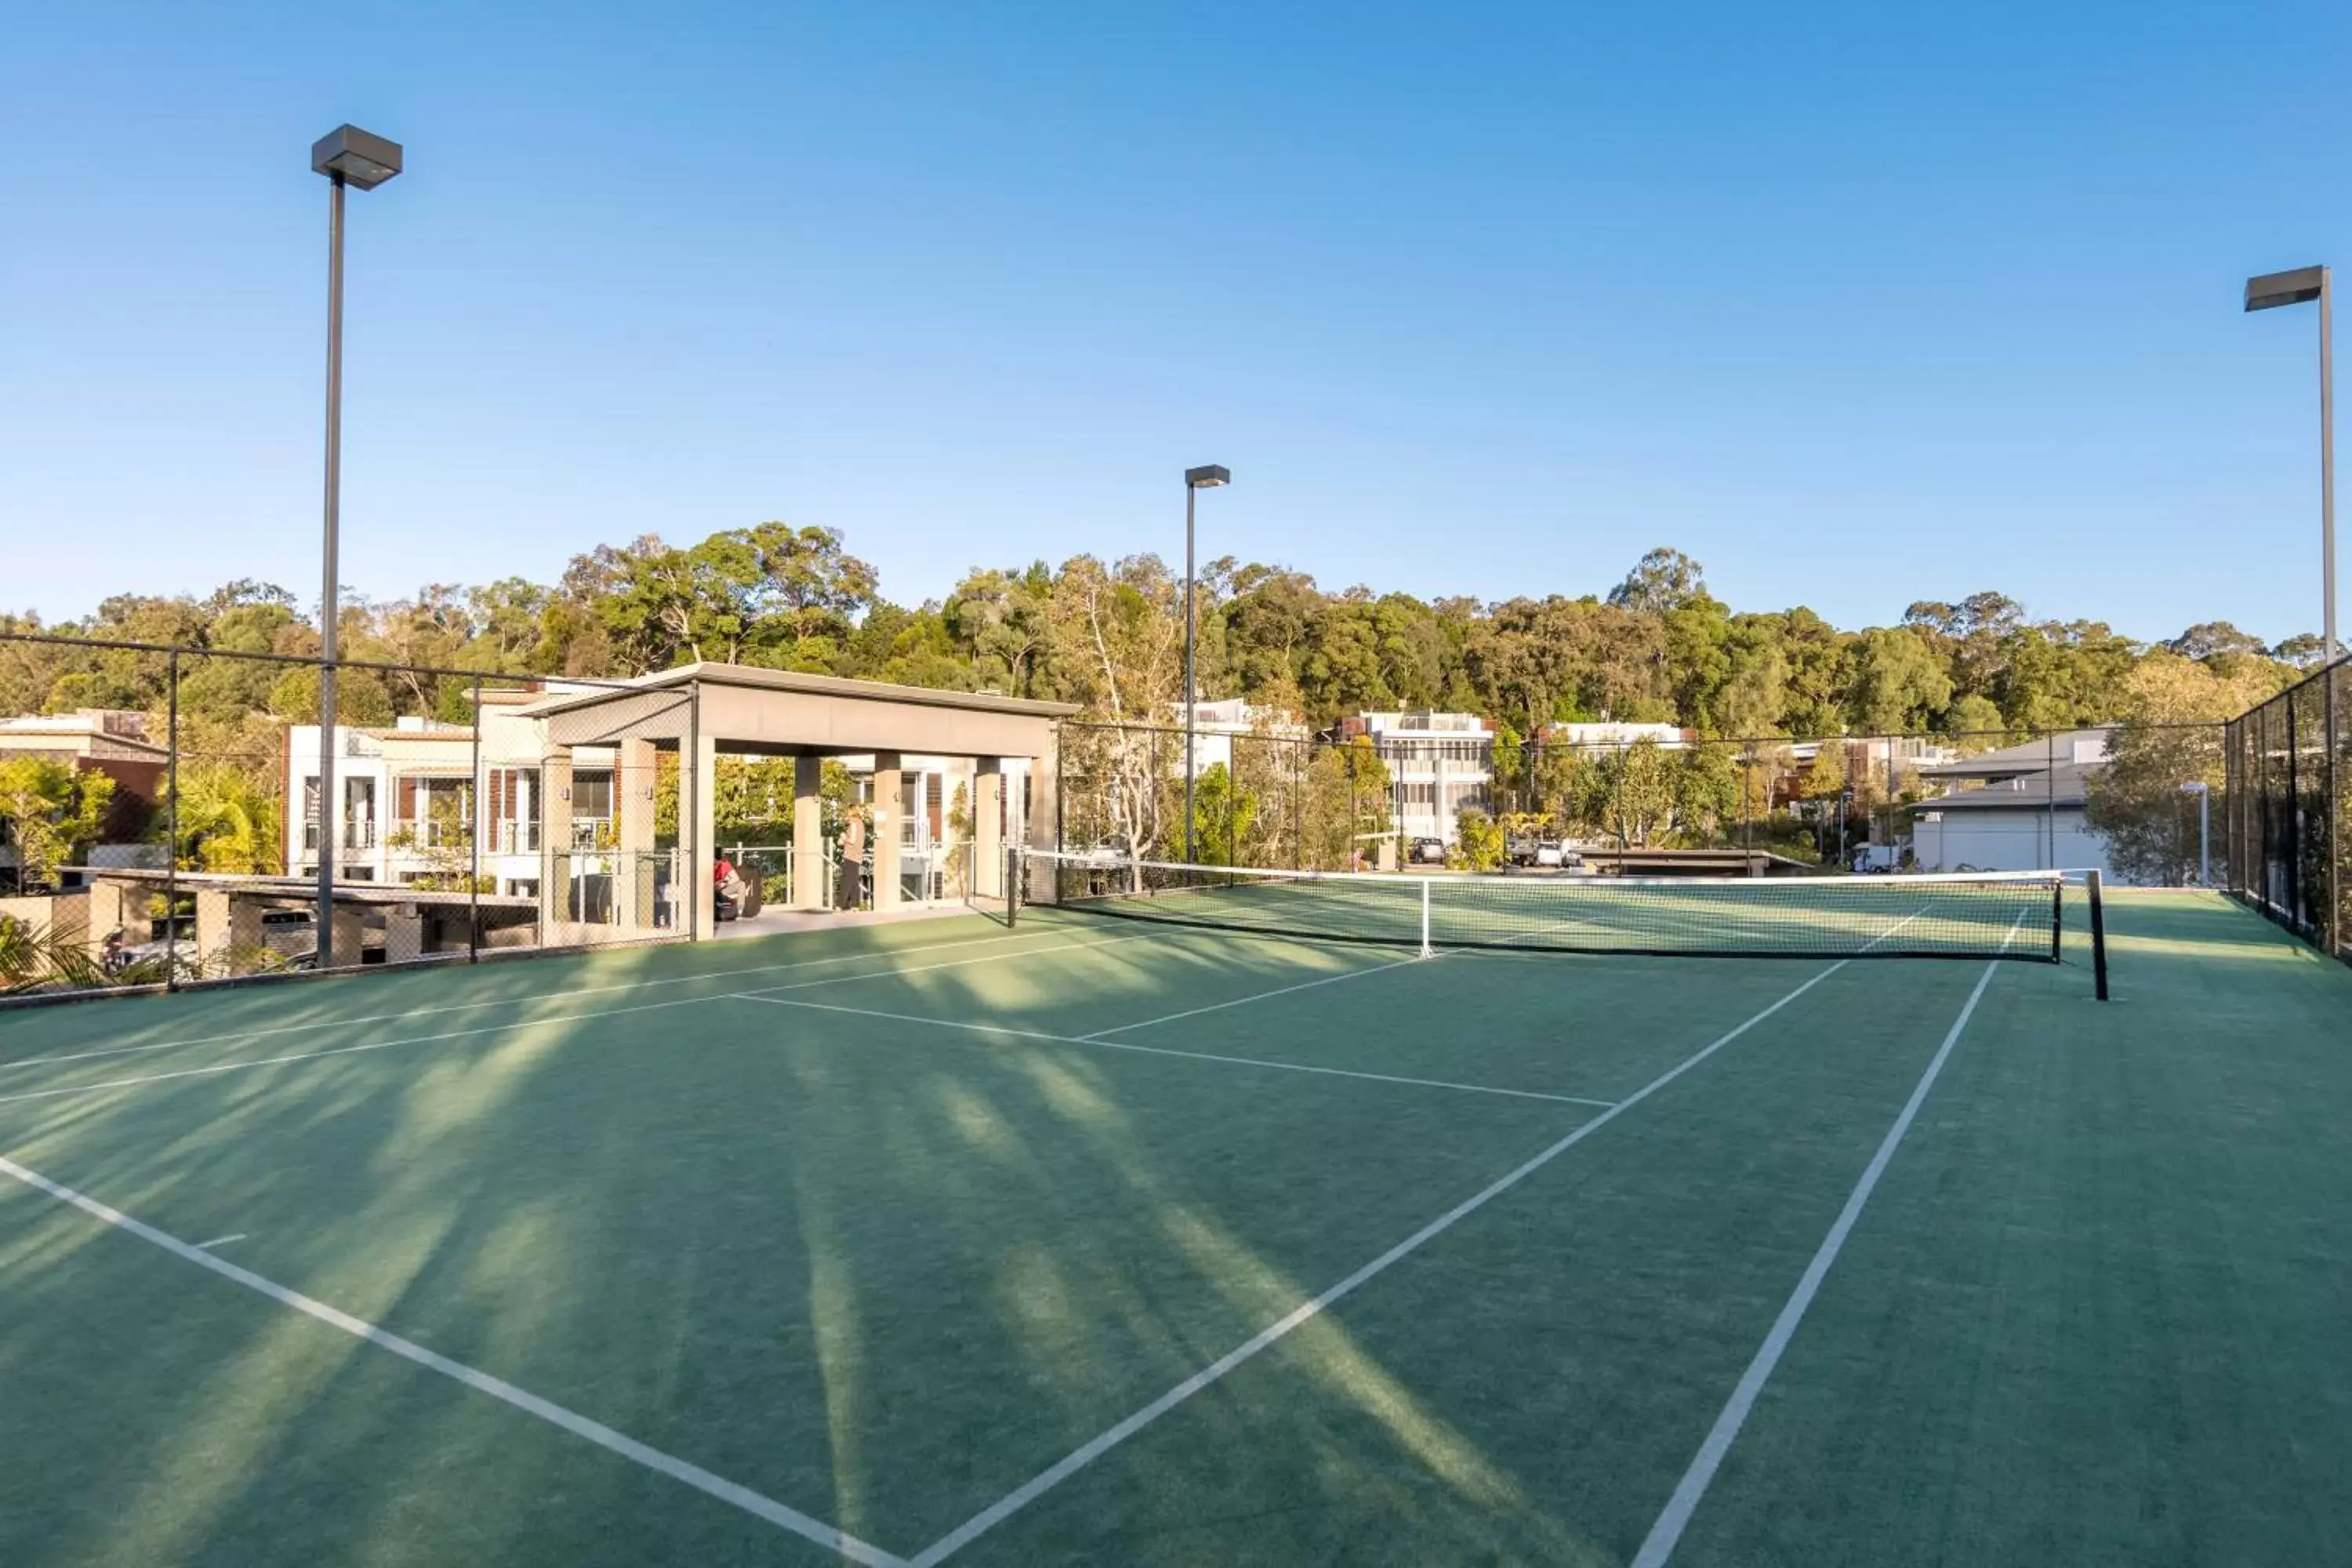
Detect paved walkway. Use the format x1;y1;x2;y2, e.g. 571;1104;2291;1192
710;898;1006;941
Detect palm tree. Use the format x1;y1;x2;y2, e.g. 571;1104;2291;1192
172;762;281;873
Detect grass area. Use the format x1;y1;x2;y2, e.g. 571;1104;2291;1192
0;893;2345;1565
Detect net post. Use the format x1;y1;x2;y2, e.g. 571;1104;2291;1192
2087;869;2109;1000
2049;873;2063;964
1005;845;1023;928
165;648;180;993
1419;877;1432;958
468;672;482;965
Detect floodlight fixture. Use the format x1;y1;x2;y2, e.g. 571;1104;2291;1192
310;125;403;190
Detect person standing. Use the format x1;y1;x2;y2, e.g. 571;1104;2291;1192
837;808;866;912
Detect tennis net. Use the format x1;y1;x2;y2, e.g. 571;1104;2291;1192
1014;850;2071;962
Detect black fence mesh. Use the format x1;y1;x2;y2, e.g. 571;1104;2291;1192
1056;717;2226;884
0;633;698;1001
2225;658;2351;956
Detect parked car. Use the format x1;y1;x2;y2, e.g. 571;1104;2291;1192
260;909;315;956
1408;837;1446;866
1534;840;1566;868
1076;837;1138;867
1504;832;1539;866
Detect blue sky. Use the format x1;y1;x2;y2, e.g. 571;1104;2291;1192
3;1;2346;644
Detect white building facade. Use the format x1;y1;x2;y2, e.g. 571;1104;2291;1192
286;688;1017;916
1167;699;1311;775
1347;710;1494;848
1908;731;2116;877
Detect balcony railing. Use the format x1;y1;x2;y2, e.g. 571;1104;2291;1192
492;819;542;855
303;821;379;852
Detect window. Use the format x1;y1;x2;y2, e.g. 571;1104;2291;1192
572;771;615;819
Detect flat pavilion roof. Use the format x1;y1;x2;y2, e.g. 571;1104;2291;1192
518;663;1077;723
517;662;1078;759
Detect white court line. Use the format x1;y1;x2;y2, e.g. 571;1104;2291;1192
728;992;1612;1108
0;1154;906;1568
0;934;1156;1114
1628;938;2013;1568
0;920;1125;1076
192;1232;247;1250
0;996;716;1111
1074;955;1428;1039
904;958;1855;1567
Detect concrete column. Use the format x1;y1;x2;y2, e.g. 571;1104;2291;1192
1026;736;1058;905
690;731;719;938
384;903;424;964
195;890;267;973
793;755;826;910
616;738;656;930
84;880;129;964
974;759;1004;899
871;750;903;911
328;902;367;968
42;890;91;956
540;750;574;935
194;888;232;968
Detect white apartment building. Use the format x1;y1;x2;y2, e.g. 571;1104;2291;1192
1550;721;1689;751
285;695;602;901
1346;710;1494;847
1167;699;1311;775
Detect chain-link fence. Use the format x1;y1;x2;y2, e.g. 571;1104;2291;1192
0;633;699;1002
2225;657;2350;956
0;629;1016;1003
1057;721;1396;873
1056;717;2228;886
1;625;2239;1001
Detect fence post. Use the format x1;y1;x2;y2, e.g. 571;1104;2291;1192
2287;686;2302;931
469;673;482;964
687;679;702;942
2087;869;2109;1000
2045;730;2056;871
2329;663;2341;954
165;648;180;993
1293;738;1304;872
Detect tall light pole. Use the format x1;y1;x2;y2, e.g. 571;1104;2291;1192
1181;464;1231;862
2245;265;2336;660
310;126;402;961
2247;265;2337;946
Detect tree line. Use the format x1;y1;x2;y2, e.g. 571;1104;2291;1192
0;532;2310;741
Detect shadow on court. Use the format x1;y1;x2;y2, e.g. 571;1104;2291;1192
1;895;2346;1566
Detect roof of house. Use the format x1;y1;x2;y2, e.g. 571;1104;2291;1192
1914;760;2100;811
1921;729;2111;779
0;713;169;762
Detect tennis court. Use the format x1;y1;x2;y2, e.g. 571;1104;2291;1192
2;880;2347;1566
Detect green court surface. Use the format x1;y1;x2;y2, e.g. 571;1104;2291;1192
1;892;2346;1566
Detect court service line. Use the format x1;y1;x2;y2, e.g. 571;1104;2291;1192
1074;955;1428;1039
0;934;1158;1110
727;991;1613;1107
0;1154;907;1568
1628;944;2010;1568
904;958;1855;1568
0;920;1129;1075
